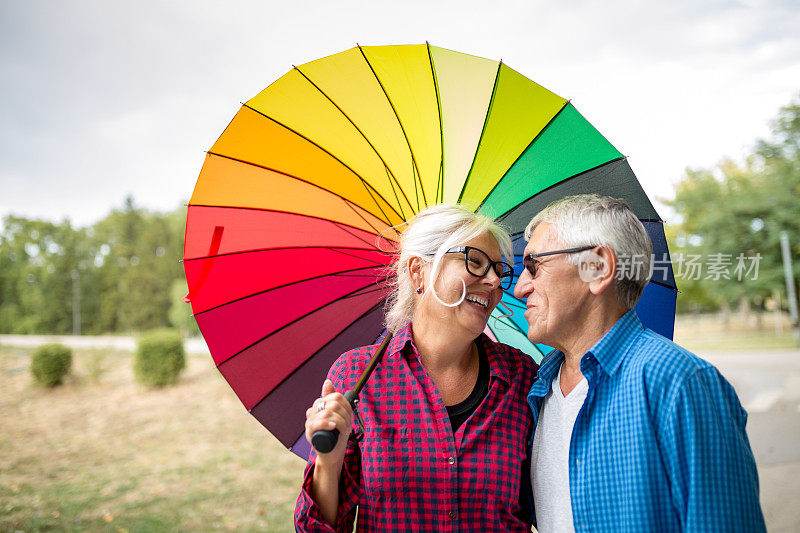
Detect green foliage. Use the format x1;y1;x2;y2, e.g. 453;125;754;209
0;197;188;334
134;329;186;387
667;93;800;312
30;344;72;387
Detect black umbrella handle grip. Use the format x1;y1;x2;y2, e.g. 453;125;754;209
311;390;357;454
311;428;339;454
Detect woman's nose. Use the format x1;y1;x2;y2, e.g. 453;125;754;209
483;267;501;288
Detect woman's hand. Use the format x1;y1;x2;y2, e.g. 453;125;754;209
305;379;354;526
305;379;354;467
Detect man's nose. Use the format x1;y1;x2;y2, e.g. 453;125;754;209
513;270;532;299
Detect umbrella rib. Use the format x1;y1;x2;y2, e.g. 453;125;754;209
382;165;408;222
475;99;571;213
339;193;400;241
287;429;309;455
192;265;388;317
235;104;400;227
496;155;631;227
358;44;428;211
457;60;503;204
426;42;445;204
201;151;392;237
648;279;677;291
496;156;665;225
332;221;399;254
507;217;664;239
326;247;393;267
246;301;386;417
292;65;415;221
183;244;390;264
219;292;387;372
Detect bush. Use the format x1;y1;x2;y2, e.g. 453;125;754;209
31;344;72;387
134;329;186;387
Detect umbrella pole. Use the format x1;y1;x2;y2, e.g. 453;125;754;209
312;332;394;453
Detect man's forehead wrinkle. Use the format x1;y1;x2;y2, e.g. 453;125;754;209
526;225;563;255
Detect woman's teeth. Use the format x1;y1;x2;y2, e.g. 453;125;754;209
465;294;488;308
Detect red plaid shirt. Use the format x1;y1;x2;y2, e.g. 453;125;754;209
294;323;537;532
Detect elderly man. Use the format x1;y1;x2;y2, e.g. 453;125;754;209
514;194;765;532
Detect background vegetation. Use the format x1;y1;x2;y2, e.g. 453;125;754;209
1;94;798;334
30;343;72;387
667;94;800;315
0;196;196;336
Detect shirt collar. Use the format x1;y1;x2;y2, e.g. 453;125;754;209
527;309;644;399
588;309;644;377
387;322;415;358
388;322;511;385
528;349;563;399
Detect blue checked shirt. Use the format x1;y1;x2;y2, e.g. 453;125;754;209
527;310;766;532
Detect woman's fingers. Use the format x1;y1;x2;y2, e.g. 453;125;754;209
304;390;354;442
306;409;350;433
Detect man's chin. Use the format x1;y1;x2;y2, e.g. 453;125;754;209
526;328;549;347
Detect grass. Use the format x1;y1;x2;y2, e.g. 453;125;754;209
674;312;799;352
0;345;304;532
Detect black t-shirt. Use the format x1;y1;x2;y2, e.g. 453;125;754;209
445;342;489;432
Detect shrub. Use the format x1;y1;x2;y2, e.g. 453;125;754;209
134;329;186;387
31;344;72;387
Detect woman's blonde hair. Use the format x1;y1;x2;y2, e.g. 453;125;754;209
383;204;512;333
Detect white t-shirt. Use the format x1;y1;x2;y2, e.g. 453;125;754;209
531;363;588;533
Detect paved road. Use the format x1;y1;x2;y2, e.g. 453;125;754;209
697;350;800;532
701;350;800;466
0;333;210;354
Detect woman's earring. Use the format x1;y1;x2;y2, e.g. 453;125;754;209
416;287;423;294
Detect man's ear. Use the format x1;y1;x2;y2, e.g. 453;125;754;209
577;246;617;295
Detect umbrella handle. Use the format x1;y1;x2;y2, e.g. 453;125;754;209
311;390;357;453
311;333;393;454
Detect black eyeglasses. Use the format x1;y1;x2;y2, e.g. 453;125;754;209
522;245;596;278
439;246;514;290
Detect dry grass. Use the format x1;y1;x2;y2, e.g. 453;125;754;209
0;346;304;532
674;312;799;352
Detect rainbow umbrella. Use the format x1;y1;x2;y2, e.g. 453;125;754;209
184;43;677;459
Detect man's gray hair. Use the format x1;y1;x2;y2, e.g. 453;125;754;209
525;194;652;309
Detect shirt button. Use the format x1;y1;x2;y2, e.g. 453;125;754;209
448;511;456;519
447;456;456;465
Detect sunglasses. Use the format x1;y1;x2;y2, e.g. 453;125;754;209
522;245;596;278
439;246;514;290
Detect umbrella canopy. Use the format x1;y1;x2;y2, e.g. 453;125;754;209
184;43;677;459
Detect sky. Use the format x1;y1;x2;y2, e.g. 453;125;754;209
1;0;799;227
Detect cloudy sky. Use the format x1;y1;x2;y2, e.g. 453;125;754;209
1;0;798;227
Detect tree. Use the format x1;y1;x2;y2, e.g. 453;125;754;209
0;198;194;335
667;93;800;313
0;217;84;333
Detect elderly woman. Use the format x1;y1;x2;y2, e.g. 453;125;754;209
294;204;537;532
